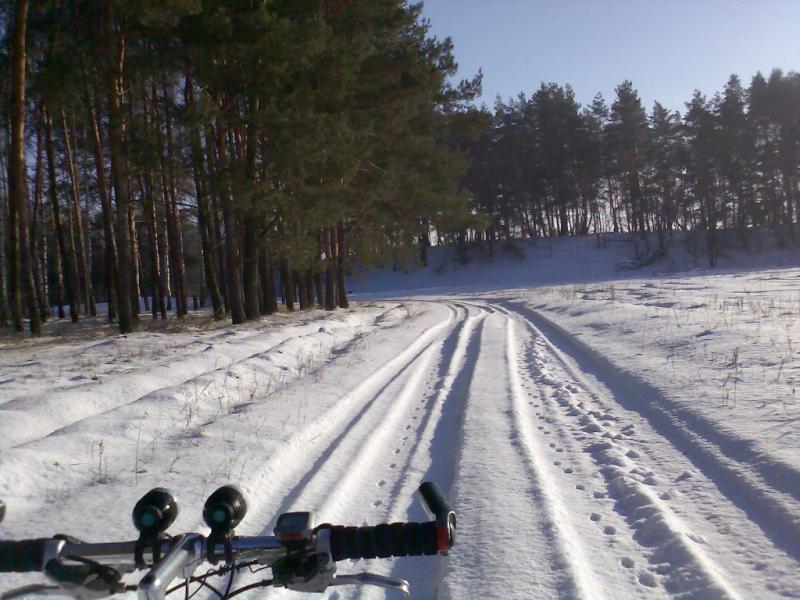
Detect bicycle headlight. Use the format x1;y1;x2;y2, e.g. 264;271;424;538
132;488;179;534
203;485;248;532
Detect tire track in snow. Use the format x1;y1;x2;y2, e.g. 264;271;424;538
285;324;444;522
382;304;489;599
231;304;466;599
503;315;604;600
440;312;591;600
507;308;742;598
500;300;800;598
505;302;800;557
229;304;462;537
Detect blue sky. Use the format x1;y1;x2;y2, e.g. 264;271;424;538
421;0;800;114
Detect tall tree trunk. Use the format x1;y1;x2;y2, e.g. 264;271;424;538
142;173;166;319
324;227;336;311
0;150;9;327
44;109;73;320
215;117;245;324
103;0;134;332
154;80;187;317
242;221;260;320
5;181;21;331
295;269;307;310
259;244;277;315
313;271;324;308
164;83;188;316
8;0;40;334
203;126;228;313
335;221;349;309
30;118;48;320
84;84;118;321
279;257;294;311
212;193;227;313
241;94;262;321
60;107;94;316
184;74;224;319
129;196;141;319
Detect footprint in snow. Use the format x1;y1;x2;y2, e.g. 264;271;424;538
576;484;586;491
638;571;657;588
593;491;605;499
589;513;601;522
620;557;634;569
377;480;386;487
675;471;693;482
603;526;616;535
549;442;556;448
563;467;573;474
389;463;396;469
553;460;561;466
373;500;382;507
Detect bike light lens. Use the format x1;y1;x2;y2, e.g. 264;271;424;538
132;488;178;533
203;485;247;531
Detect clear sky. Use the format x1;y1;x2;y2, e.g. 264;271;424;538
421;0;800;115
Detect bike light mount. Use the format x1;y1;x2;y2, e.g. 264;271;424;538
132;488;179;568
202;486;248;564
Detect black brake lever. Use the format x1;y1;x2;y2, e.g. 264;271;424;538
44;558;124;594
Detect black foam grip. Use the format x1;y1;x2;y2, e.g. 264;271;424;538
326;522;438;561
0;539;49;573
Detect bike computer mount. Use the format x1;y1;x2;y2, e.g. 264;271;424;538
274;512;314;544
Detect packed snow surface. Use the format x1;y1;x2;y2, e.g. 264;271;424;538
1;236;799;599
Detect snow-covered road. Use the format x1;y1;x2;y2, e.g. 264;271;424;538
1;294;798;599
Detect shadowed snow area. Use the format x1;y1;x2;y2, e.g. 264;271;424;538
1;235;799;599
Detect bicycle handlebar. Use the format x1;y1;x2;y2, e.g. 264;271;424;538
0;520;447;573
0;539;50;573
0;481;456;598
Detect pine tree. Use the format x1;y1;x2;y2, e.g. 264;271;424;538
649;101;682;249
609;81;650;239
684;91;721;265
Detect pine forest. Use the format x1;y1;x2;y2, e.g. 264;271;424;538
1;1;798;336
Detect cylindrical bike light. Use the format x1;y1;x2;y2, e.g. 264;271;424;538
203;486;248;532
132;488;179;534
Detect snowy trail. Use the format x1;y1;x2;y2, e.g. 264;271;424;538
2;297;799;599
491;300;798;599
